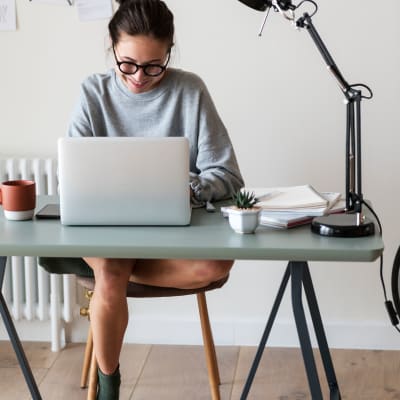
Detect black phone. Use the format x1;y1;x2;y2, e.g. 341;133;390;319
35;204;60;219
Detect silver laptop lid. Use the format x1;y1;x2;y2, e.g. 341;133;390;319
58;137;191;226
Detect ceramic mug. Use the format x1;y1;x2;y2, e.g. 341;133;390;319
0;180;36;221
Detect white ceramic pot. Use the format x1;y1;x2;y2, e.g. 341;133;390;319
227;207;261;234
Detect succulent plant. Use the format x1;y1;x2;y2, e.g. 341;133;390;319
232;190;258;209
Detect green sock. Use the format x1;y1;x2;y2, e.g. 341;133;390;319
96;365;121;400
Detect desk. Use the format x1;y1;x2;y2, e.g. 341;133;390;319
0;196;383;400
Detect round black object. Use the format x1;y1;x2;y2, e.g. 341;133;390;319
237;0;269;11
391;246;400;320
311;214;375;237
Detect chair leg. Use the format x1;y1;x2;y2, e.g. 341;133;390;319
81;326;94;388
87;350;98;400
196;292;221;400
80;288;94;389
80;288;97;400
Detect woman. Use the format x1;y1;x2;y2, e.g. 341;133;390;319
69;0;243;398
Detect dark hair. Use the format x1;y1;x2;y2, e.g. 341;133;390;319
109;0;174;48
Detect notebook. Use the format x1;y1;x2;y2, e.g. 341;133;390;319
58;137;191;226
243;185;329;211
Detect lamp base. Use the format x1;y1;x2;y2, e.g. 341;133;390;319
311;213;375;237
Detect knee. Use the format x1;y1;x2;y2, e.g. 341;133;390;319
88;259;133;302
193;260;233;287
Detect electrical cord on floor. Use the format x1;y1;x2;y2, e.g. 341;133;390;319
362;199;400;333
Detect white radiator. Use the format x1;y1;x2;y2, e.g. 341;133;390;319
0;158;76;351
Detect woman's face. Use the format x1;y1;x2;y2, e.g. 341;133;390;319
113;32;170;94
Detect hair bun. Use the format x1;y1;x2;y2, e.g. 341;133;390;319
115;0;131;5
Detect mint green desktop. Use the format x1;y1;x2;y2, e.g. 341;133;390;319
0;196;383;400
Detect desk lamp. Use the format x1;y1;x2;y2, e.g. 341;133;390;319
237;0;375;237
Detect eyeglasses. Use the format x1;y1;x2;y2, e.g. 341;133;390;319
112;46;171;77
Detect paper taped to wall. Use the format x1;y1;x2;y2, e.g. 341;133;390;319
0;0;16;31
76;0;112;22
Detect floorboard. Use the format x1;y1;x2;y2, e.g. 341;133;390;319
0;341;399;399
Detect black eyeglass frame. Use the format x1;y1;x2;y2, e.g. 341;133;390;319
112;46;171;77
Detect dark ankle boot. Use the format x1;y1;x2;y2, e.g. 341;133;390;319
96;365;121;400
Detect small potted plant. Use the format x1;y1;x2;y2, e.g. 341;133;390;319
226;190;261;234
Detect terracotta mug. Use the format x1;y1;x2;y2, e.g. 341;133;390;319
0;180;36;221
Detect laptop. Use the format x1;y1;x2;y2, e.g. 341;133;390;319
58;137;191;226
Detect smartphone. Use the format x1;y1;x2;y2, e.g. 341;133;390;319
35;204;60;219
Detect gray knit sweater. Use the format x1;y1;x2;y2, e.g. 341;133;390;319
68;68;244;203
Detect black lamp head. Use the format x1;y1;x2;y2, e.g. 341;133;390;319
238;0;271;11
238;0;295;12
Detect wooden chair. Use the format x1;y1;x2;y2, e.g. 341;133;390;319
38;257;226;400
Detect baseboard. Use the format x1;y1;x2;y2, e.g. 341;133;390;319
2;317;400;350
69;315;400;350
0;319;53;342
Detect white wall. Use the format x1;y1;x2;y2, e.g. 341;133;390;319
1;0;400;349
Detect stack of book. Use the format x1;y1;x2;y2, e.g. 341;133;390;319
255;185;343;228
222;185;344;229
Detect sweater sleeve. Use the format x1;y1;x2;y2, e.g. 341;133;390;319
67;83;95;137
189;82;244;203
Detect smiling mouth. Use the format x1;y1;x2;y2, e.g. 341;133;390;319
128;77;148;88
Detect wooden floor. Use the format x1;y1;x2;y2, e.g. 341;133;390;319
0;341;399;399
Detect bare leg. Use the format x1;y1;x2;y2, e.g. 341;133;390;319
84;257;135;375
84;257;233;373
130;259;233;289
